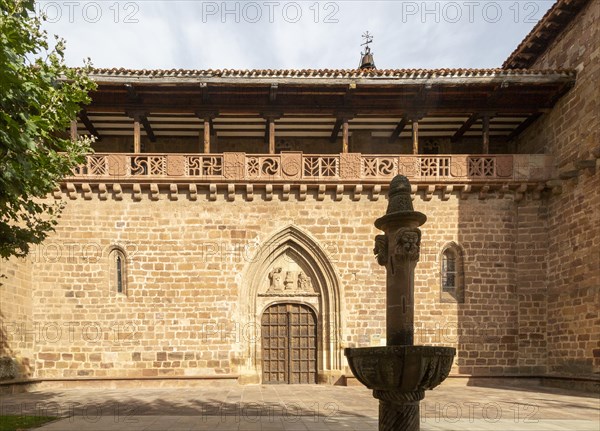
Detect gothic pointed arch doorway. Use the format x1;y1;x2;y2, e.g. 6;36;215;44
238;225;344;384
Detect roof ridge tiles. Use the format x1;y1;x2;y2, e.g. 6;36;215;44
82;67;576;79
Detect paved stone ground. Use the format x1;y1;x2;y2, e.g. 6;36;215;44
1;381;598;430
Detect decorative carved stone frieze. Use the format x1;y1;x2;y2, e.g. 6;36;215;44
223;152;245;180
496;156;514;177
166;155;185;176
398;157;419;177
281;151;302;180
107;154;127;177
340;152;361;179
68;153;553;187
450;156;467;177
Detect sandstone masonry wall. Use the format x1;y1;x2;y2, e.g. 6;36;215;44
514;0;600;378
15;187;538;380
0;257;33;379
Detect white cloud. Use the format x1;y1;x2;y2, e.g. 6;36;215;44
37;0;555;70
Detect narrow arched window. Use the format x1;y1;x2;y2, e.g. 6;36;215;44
442;249;457;290
109;247;127;295
116;254;124;293
440;243;464;303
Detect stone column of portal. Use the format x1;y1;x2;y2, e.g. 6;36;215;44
373;175;427;431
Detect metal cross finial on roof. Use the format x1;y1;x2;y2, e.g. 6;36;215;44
359;31;376;70
361;31;373;54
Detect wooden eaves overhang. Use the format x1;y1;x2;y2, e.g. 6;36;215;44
503;0;589;69
77;68;576;142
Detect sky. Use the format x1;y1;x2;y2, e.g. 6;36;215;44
36;0;556;70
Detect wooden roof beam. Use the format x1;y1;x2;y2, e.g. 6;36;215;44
330;118;343;143
128;111;156;142
329;113;354;144
270;83;278;103
388;117;409;143
78;110;100;140
200;83;209;103
451;113;479;142
195;111;218;137
124;83;139;101
139;115;156;142
344;83;356;104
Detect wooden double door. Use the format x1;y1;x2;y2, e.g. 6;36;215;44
261;303;317;384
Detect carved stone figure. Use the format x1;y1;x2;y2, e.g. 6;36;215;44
284;271;297;290
298;272;312;291
395;228;421;261
374;234;388;266
268;267;283;291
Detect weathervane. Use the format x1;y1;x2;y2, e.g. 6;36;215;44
359;31;376;70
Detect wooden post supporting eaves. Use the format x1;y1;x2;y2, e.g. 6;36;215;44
482;115;490;154
203;118;211;153
342;119;349;153
412;119;419;154
133;119;141;153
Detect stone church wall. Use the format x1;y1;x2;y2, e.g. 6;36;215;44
513;0;600;378
0;257;34;379
4;187;540;380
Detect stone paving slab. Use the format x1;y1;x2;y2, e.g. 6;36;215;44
0;381;598;430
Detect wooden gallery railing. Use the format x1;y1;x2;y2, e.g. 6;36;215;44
68;153;553;183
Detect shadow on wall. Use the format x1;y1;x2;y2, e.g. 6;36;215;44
0;309;31;381
456;197;520;377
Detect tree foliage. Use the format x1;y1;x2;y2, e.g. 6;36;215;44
0;0;96;259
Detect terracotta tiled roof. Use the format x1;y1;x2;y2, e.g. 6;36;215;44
88;67;575;79
503;0;589;69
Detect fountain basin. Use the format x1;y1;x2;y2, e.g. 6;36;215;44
344;346;455;395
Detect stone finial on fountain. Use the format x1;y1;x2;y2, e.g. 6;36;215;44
375;174;426;231
345;175;456;431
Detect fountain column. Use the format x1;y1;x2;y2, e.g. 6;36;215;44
345;175;456;431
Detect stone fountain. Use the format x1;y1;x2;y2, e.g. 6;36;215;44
344;175;456;431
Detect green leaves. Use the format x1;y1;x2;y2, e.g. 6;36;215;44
0;0;97;259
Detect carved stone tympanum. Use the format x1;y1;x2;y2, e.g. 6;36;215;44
264;255;316;295
345;175;455;431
